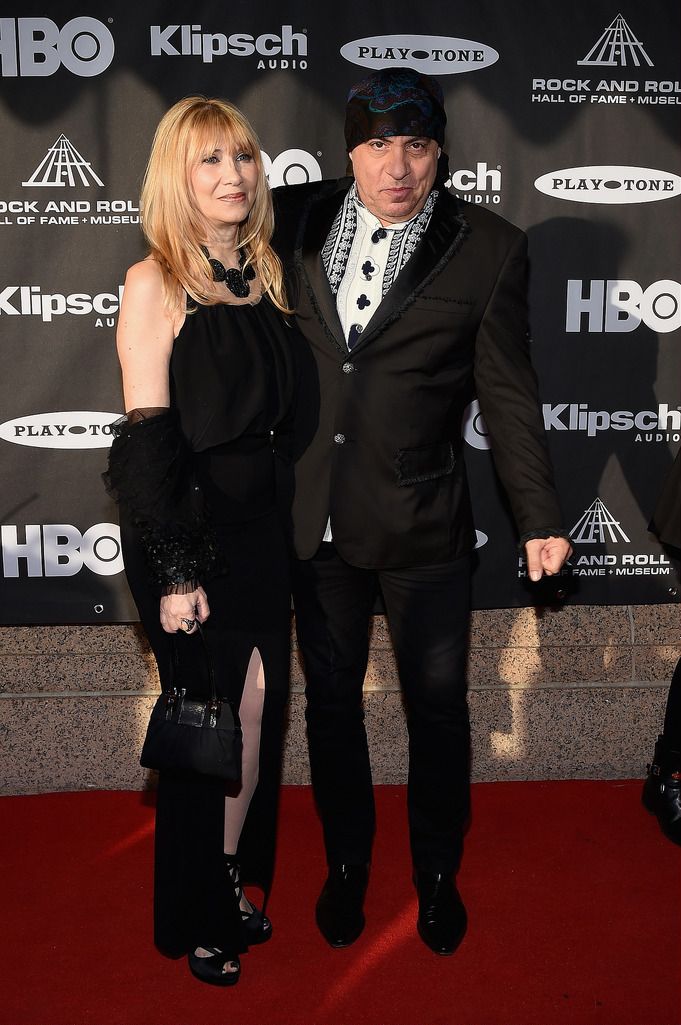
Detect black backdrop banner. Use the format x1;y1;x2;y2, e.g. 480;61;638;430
1;1;679;623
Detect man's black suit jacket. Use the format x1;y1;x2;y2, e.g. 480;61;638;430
274;178;564;569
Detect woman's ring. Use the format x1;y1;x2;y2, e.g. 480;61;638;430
181;618;196;632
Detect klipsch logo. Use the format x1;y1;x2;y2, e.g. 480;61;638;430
340;34;498;74
0;17;114;77
465;396;681;446
578;14;652;68
0;285;124;323
150;24;307;70
534;167;681;204
446;162;502;206
0;412;120;449
543;402;681;444
531;14;680;106
1;523;123;577
566;279;680;334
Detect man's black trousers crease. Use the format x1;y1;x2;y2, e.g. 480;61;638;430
293;543;472;876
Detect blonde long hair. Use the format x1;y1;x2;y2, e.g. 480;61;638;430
141;96;290;313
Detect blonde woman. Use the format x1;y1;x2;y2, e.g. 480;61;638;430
107;97;302;986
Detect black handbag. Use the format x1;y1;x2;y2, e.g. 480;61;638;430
140;625;243;780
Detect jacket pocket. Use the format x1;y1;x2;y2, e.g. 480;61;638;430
395;442;456;487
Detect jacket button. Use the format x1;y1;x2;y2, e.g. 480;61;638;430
342;362;355;374
334;433;345;444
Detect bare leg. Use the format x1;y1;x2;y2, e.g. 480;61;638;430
224;647;265;913
194;649;266;967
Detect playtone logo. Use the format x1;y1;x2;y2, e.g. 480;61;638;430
340;34;498;74
150;24;307;68
534;167;681;204
1;523;123;577
0;285;124;322
566;279;680;334
0;412;120;449
0;17;114;77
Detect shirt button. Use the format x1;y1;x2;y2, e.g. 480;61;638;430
342;362;355;373
334;433;345;444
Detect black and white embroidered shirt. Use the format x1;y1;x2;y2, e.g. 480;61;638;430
321;182;438;350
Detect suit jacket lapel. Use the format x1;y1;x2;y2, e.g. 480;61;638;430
294;183;349;352
294;184;471;355
351;194;471;353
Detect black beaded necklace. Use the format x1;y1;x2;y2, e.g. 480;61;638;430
202;245;256;299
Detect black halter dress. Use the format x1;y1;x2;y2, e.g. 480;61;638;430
118;294;299;956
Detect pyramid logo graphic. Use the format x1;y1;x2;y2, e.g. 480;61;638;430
570;498;631;544
22;135;104;188
578;13;654;67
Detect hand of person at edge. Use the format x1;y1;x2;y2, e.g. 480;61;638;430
524;537;572;582
160;587;210;634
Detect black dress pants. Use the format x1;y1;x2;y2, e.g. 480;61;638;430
293;544;471;876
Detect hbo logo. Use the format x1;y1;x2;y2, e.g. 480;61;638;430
261;149;322;189
463;400;491;451
566;279;681;334
0;18;115;77
1;523;124;577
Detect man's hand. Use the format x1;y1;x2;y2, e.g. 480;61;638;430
160;586;210;634
524;537;572;582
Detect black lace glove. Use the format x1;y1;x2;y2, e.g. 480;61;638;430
103;408;223;589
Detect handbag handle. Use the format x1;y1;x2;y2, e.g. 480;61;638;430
167;622;218;707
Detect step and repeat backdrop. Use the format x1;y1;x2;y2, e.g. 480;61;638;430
0;1;679;622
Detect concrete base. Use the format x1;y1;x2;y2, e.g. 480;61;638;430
1;605;678;794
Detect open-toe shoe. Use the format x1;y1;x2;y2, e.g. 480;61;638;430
225;855;273;945
188;946;241;986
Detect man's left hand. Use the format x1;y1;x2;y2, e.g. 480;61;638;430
524;537;572;582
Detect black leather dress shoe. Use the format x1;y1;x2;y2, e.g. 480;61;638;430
415;871;467;956
642;735;681;846
315;864;369;947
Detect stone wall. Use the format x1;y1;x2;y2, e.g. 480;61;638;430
1;604;678;795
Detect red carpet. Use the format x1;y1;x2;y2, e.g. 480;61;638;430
0;782;679;1025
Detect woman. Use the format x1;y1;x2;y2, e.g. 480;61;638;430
107;96;300;985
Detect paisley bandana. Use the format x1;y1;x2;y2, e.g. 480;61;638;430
344;68;446;152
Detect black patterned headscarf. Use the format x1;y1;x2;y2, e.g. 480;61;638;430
344;68;447;152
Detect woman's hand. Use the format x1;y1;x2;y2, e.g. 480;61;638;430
160;586;211;634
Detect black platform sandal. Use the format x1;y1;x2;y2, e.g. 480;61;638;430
225;855;273;944
188;946;241;987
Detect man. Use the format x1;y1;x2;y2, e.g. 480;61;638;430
273;68;571;956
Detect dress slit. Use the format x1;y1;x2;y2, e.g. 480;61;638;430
224;647;265;853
